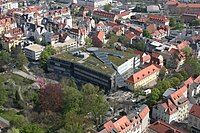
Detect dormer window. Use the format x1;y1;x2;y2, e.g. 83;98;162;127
142;74;145;77
153;69;155;71
148;71;150;74
137;77;139;80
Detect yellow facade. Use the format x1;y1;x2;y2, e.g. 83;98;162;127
134;71;159;89
1;38;21;51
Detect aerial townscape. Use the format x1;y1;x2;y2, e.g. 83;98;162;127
0;0;200;133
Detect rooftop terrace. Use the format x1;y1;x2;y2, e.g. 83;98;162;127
54;48;135;75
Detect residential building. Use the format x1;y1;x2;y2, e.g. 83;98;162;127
181;10;200;23
152;86;189;124
93;10;118;21
1;34;22;51
188;104;200;133
125;32;136;45
126;64;160;89
95;104;150;133
148;15;170;26
52;38;78;52
92;31;106;47
24;44;45;60
184;76;200;104
148;120;188;133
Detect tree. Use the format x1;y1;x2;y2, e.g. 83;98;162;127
180;70;188;80
173;73;184;82
169;17;176;27
85;37;93;47
147;88;160;107
7;127;20;133
183;57;200;76
20;124;45;133
63;86;83;113
182;46;192;57
0;83;7;106
34;39;40;44
107;33;119;48
156;80;172;94
16;53;28;69
0;50;11;64
135;41;145;51
64;111;86;133
169;77;180;88
103;4;112;12
192;19;200;26
40;45;56;71
134;89;144;102
40;84;63;112
81;83;107;126
142;30;152;39
118;36;129;45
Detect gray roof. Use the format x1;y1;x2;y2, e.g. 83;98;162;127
163;88;176;98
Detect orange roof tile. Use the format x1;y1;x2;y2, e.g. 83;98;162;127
149;120;188;133
194;75;200;83
125;32;135;39
127;64;160;84
177;3;188;8
166;1;179;5
170;86;188;106
97;31;105;41
177;41;190;50
148;15;169;23
184;77;194;86
117;11;130;18
139;106;150;119
190;104;200;118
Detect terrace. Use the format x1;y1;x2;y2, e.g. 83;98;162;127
54;48;135;75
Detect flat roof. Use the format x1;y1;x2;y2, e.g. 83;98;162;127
25;44;45;52
54;48;135;75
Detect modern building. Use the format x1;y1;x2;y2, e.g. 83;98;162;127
94;104;150;133
126;64;160;89
152;86;189;124
148;120;188;133
24;44;45;60
77;0;112;8
188;104;200;133
47;48;140;91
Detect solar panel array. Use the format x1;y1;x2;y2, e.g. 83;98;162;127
94;51;113;67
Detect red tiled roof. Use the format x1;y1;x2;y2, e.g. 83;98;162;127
127;64;160;84
177;3;188;8
187;4;200;8
108;21;117;27
184;77;194;86
97;31;105;42
177;41;190;50
194;75;200;83
139;106;150;119
117;11;130;18
96;22;104;27
125;32;135;39
149;120;188;133
166;1;179;5
190;104;200;118
93;10;116;19
170;86;188;106
138;17;149;22
148;15;169;23
183;10;200;16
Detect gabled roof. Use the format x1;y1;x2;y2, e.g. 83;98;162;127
190;104;200;118
125;32;135;39
127;64;160;84
96;31;105;42
170;86;188;107
184;77;194;86
149;120;188;133
194;75;200;83
177;41;190;50
93;10;116;19
166;1;179;5
148;15;169;22
117;11;130;18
